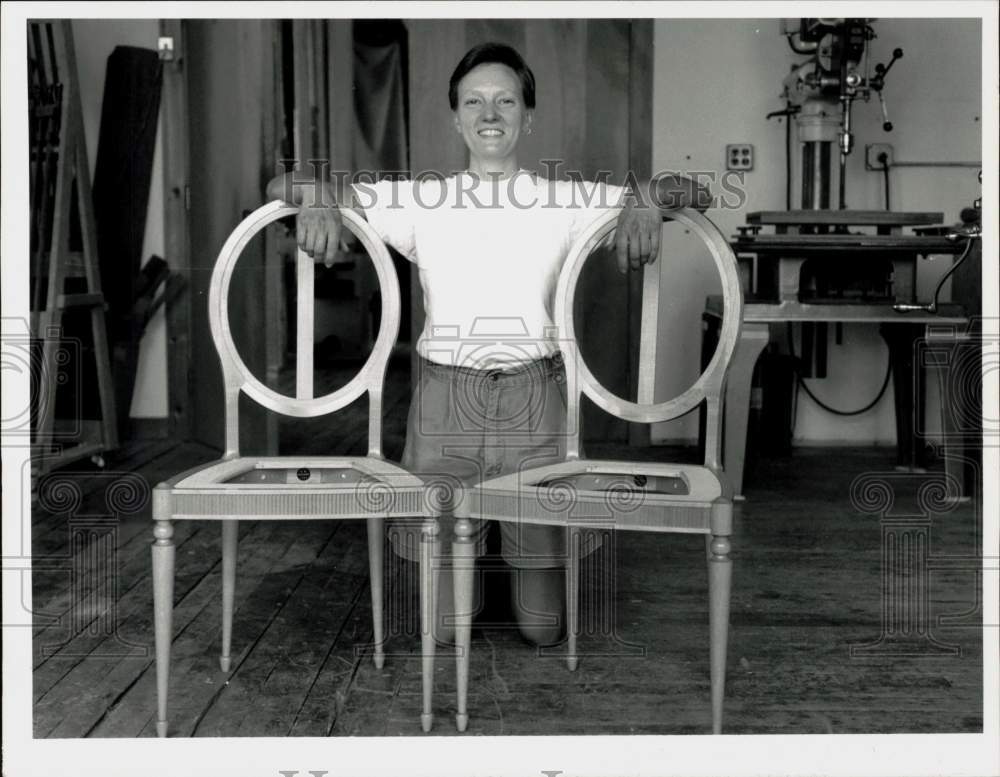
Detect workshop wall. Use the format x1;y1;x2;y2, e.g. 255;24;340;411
72;19;167;421
650;18;982;445
67;18;982;443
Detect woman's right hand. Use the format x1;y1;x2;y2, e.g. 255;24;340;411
297;184;343;267
266;172;345;267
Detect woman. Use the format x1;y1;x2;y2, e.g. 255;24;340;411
267;42;709;645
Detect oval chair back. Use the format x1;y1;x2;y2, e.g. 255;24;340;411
552;207;743;468
207;202;401;457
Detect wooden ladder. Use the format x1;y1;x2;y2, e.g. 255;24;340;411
29;20;118;477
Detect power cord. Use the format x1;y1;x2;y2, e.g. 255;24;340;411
893;232;978;314
786;322;894;417
879;152;891;210
792;232;978;415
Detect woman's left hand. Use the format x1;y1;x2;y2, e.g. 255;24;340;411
615;200;662;273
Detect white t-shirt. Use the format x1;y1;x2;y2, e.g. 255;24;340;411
354;171;626;370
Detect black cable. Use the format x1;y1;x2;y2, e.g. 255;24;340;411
892;236;976;315
930;237;974;312
786;322;894;416
766;103;798;209
785;102;793;210
786;32;818;55
882;162;891;210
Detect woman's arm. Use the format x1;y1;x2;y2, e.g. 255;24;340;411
614;174;712;272
266;171;366;266
649;173;712;213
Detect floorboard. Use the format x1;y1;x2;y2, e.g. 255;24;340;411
29;360;984;737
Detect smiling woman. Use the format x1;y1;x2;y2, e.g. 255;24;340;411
449;43;535;178
266;40;708;647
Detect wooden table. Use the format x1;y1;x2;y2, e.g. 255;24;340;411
709;210;971;500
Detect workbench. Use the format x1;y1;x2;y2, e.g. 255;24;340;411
706;210;972;500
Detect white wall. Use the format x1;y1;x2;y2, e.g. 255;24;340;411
72;19;167;420
650;18;982;444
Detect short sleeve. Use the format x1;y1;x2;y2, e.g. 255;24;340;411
352;179;418;262
565;181;628;248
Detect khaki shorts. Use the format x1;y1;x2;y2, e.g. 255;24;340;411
391;354;586;569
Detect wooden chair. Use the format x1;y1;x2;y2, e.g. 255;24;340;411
451;207;743;733
151;202;441;736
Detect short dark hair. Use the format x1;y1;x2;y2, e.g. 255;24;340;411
448;42;536;110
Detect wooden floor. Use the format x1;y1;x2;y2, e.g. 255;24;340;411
31;363;984;737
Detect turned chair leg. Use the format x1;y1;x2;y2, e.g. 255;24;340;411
708;533;732;734
220;520;238;673
367;517;386;670
566;526;580;671
453;517;475;732
152;519;175;738
419;517;440;732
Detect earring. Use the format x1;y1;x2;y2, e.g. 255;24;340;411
525;127;532;135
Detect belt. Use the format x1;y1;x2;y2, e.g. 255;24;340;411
422;352;564;380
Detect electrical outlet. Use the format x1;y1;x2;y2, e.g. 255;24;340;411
865;143;894;170
157;36;174;61
726;144;754;171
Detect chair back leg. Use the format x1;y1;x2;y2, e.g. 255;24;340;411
152;519;175;737
367;517;386;669
220;519;238;672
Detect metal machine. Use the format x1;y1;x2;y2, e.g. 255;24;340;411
720;19;979;478
779;18;902;211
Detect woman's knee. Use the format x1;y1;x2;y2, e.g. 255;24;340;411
516;618;564;646
510;567;566;646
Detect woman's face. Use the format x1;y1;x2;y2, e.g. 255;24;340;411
453;63;533;167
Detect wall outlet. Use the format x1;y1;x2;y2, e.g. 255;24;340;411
157;36;174;61
726;144;754;171
865;143;894;170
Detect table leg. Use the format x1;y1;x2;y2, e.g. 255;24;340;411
723;323;770;499
881;323;929;470
929;328;974;501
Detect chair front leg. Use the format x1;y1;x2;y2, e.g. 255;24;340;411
152;519;175;737
419;517;440;732
708;533;732;734
453;516;475;732
367;516;386;669
220;519;238;672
